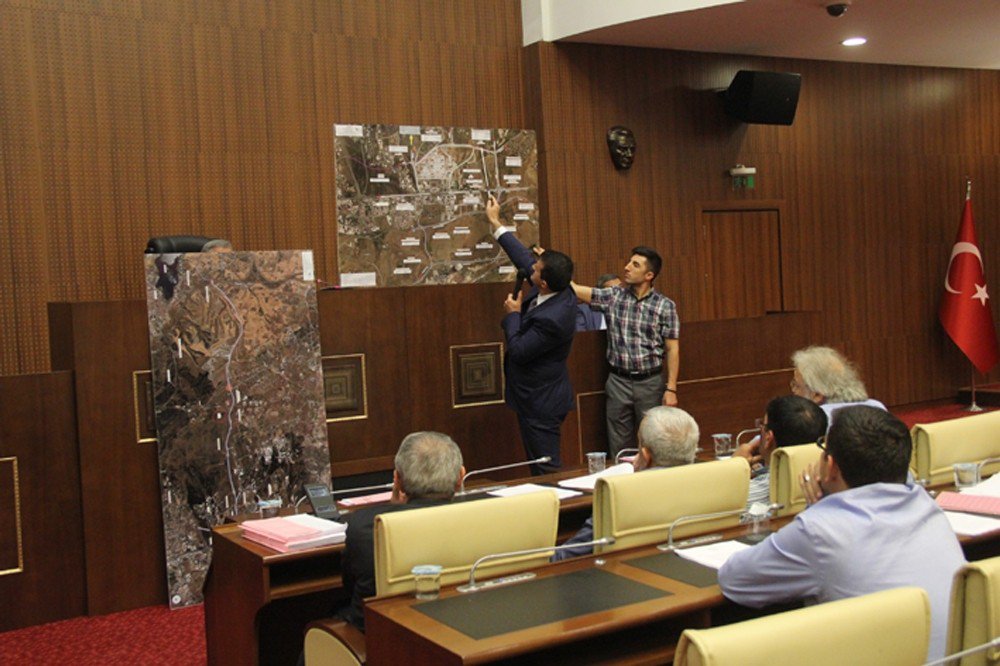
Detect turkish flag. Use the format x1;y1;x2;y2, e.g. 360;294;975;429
939;196;1000;374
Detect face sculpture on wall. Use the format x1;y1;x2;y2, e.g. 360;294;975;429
607;126;636;170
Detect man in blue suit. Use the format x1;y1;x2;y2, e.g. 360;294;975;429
488;195;577;474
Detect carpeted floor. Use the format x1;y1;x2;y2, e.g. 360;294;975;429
1;399;993;665
0;604;205;665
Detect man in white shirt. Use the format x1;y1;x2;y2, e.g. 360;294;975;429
718;406;964;660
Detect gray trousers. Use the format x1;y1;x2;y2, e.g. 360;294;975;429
605;372;665;458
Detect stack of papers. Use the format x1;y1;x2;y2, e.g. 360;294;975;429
958;473;1000;498
936;491;1000;517
487;483;582;500
943;511;1000;537
674;539;751;570
337;490;393;507
557;462;634;491
241;514;347;552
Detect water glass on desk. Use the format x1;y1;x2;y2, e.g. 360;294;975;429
953;462;980;489
412;565;443;600
586;452;607;474
712;433;733;459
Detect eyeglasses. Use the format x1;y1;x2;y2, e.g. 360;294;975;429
754;417;770;433
816;435;828;452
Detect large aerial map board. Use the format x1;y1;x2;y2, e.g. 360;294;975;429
145;250;331;608
334;124;539;287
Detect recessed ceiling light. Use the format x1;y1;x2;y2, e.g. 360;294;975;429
842;37;867;46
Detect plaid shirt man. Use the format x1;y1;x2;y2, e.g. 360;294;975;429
589;286;679;373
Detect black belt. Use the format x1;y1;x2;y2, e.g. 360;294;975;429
609;366;662;380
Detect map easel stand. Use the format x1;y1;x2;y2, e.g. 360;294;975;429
967;367;985;412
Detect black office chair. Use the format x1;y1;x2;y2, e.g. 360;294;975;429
144;235;212;254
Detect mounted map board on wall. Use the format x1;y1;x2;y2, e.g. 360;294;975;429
145;250;331;608
334;124;539;287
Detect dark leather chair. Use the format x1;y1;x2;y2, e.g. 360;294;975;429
144;235;212;254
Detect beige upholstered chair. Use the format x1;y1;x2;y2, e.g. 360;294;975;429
947;556;1000;665
911;411;1000;485
373;490;560;596
769;442;823;517
592;458;749;554
304;490;560;665
675;587;931;666
304;619;366;666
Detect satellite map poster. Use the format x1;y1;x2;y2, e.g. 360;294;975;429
334;123;540;287
144;250;331;608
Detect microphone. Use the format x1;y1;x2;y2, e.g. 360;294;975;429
615;448;640;465
456;537;616;593
512;268;530;297
656;503;783;552
924;637;1000;666
458;456;553;494
329;481;394;497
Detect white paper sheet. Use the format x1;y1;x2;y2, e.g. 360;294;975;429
959;472;1000;498
944;510;1000;536
673;539;753;570
487;483;582;501
557;462;634;491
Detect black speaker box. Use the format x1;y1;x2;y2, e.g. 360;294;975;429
721;70;801;125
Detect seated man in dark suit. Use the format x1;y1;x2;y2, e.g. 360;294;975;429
337;431;465;631
551;406;699;561
487;194;577;475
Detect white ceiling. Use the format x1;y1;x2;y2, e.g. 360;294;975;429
551;0;1000;70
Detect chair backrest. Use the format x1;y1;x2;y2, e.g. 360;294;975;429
675;587;930;666
911;411;1000;485
144;235;212;254
373;491;560;597
947;555;1000;665
769;442;823;517
592;459;749;553
304;618;365;666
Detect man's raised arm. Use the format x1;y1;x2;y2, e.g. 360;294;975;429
571;281;593;304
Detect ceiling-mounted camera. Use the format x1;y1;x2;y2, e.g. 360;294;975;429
826;3;849;17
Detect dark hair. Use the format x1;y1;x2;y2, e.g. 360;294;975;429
631;246;662;280
825;406;910;487
766;395;827;447
596;273;619;288
539;250;574;292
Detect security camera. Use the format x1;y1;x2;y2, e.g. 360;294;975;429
826;3;849;17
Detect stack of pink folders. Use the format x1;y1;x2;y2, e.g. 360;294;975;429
936;491;1000;517
241;514;347;553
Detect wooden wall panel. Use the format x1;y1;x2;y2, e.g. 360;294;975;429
0;372;86;631
0;0;525;376
526;42;1000;406
49;301;167;615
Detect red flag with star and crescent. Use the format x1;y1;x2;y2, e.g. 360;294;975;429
939;192;999;374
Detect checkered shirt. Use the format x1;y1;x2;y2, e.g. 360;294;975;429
590;286;679;372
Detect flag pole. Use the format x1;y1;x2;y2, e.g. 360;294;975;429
967;367;984;412
962;177;985;412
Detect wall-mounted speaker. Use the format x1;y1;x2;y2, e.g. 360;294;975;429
720;70;801;125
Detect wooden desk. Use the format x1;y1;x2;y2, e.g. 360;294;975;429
363;524;770;666
203;469;595;666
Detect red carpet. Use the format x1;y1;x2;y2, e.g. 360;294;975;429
0;604;205;665
894;400;998;429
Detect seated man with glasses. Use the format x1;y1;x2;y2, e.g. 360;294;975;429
718;406;965;660
731;395;827;509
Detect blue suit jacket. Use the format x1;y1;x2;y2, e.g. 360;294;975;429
498;232;576;419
